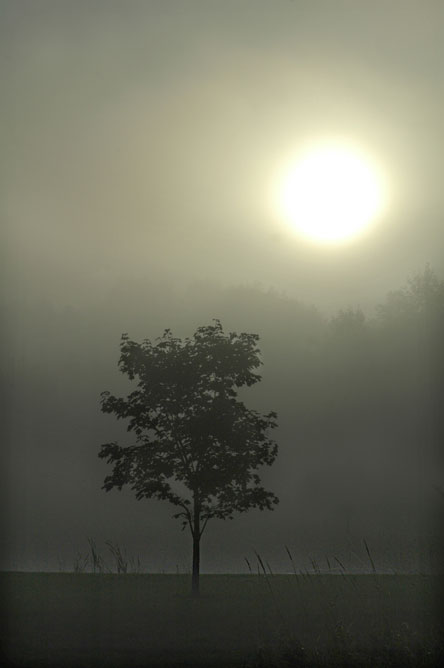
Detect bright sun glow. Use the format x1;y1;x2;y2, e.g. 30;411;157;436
276;143;386;243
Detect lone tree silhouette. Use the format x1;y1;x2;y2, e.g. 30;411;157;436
99;320;279;595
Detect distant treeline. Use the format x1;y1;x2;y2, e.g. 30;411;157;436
193;266;443;568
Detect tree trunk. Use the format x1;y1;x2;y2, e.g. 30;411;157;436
192;498;200;596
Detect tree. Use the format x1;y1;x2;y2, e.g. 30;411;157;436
376;264;444;324
99;320;279;595
375;266;444;424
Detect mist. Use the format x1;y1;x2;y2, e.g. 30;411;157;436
2;0;444;576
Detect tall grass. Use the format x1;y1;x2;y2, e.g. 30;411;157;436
105;540;128;573
363;538;377;574
243;545;441;667
70;539;142;574
73;551;89;573
88;538;106;573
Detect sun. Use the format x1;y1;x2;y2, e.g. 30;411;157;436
275;142;386;243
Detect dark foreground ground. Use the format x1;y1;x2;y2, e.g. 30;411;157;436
1;573;442;667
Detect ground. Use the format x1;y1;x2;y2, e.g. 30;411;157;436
1;573;442;667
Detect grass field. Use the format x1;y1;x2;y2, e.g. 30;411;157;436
1;572;442;667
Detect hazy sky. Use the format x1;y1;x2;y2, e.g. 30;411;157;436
2;0;443;573
2;0;444;311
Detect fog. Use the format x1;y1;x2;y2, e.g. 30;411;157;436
2;0;443;574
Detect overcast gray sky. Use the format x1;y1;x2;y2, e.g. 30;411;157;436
2;0;443;573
